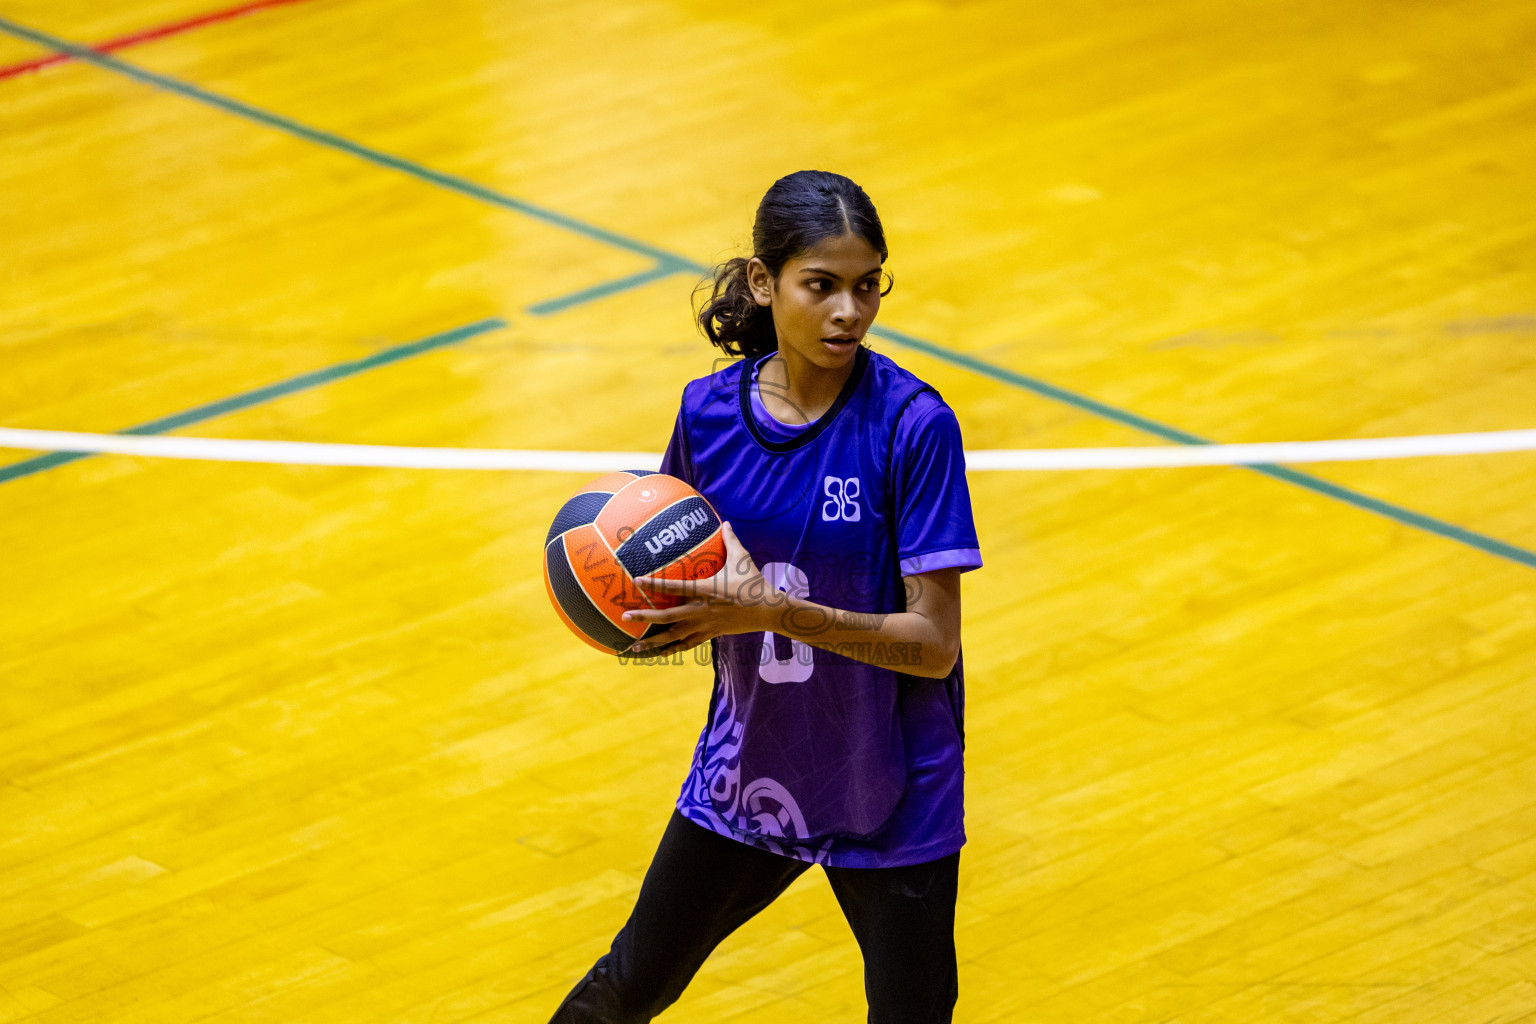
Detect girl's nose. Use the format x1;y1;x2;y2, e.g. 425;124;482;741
832;294;858;324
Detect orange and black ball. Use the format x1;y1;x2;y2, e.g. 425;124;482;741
543;470;727;655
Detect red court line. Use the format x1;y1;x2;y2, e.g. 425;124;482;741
0;0;312;82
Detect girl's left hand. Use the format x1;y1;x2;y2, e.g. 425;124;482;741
622;521;772;657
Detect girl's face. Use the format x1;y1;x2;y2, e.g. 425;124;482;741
747;232;884;371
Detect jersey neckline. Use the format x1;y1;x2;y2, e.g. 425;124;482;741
738;345;870;453
749;358;812;437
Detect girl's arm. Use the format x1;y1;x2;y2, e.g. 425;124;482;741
757;567;960;679
622;521;961;680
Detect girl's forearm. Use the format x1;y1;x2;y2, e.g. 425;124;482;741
749;593;957;679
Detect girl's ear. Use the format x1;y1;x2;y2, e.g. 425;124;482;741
746;257;774;308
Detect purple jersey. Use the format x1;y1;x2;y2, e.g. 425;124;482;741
658;344;982;868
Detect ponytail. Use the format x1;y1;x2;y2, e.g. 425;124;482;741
696;257;777;360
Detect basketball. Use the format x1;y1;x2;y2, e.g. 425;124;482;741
543;470;727;655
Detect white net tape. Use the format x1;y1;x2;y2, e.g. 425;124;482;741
4;427;1535;472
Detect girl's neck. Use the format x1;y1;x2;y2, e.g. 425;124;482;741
758;348;856;426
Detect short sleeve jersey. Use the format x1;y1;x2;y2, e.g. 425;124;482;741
658;344;982;868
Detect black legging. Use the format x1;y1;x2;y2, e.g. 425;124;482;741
549;811;960;1023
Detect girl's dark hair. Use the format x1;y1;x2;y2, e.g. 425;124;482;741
696;170;893;360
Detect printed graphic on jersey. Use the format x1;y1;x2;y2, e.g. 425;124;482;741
821;476;862;521
757;560;814;684
679;655;833;864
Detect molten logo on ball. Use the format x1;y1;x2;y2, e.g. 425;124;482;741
645;507;711;555
543;470;727;655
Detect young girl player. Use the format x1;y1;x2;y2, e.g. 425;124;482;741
549;170;983;1023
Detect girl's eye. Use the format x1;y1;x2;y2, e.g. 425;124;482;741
809;279;832;292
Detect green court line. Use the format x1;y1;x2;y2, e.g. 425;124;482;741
1;16;1529;571
870;325;1211;445
0;16;692;269
1255;463;1536;569
872;325;1536;570
0;317;508;485
527;259;692;316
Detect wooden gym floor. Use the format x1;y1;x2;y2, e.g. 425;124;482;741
1;0;1534;1020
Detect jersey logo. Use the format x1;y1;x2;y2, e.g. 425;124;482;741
821;476;862;522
